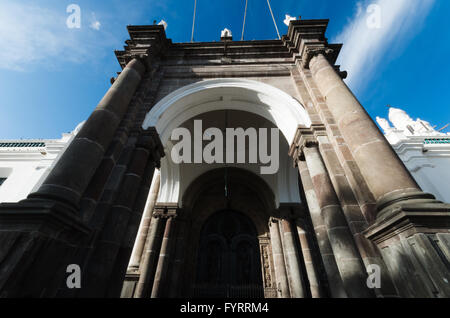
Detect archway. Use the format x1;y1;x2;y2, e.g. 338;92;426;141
136;79;315;298
142;78;311;208
142;78;311;145
177;167;279;298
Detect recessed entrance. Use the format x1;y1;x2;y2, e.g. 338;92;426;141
192;210;264;298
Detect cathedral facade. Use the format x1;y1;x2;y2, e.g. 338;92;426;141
0;19;449;298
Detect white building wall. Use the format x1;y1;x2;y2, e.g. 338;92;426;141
0;122;83;203
377;108;450;203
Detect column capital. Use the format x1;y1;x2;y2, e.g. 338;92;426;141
301;45;338;69
308;51;348;79
289;125;326;165
153;203;180;219
269;217;281;226
271;204;306;222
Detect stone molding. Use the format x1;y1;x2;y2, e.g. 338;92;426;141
0;199;90;239
136;128;165;167
289;124;327;163
285;19;342;69
363;203;450;245
115;25;170;71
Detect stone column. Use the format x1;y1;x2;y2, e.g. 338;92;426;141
29;58;146;210
279;218;307;298
79;132;160;297
295;218;324;298
268;218;290;298
107;159;159;297
296;159;347;298
151;208;177;298
134;215;164;298
167;217;188;297
128;170;161;271
308;52;433;218
302;144;373;297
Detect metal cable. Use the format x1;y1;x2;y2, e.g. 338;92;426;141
241;0;248;41
191;0;197;42
266;0;280;39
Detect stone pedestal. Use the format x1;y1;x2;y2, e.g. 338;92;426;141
0;201;90;297
364;203;450;297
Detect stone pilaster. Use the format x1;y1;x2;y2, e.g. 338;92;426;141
292;126;398;297
151;204;179;298
133;214;164;298
291;132;373;297
268;217;290;298
107;157;160;297
277;206;307;298
295;158;347;298
128;170;161;272
295;218;325;298
167;217;189;297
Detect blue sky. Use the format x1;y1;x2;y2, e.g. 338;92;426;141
0;0;449;139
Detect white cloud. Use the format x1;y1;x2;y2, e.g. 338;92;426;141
0;2;114;71
90;20;101;31
90;13;101;31
334;0;435;91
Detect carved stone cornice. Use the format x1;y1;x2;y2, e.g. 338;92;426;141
284;19;342;69
115;25;171;71
286;19;329;51
153;203;179;219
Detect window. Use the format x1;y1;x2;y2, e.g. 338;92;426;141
0;178;6;187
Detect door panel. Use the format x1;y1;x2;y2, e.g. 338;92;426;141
193;210;264;298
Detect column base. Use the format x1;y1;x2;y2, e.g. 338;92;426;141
376;190;439;221
364;200;450;297
0;200;90;297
